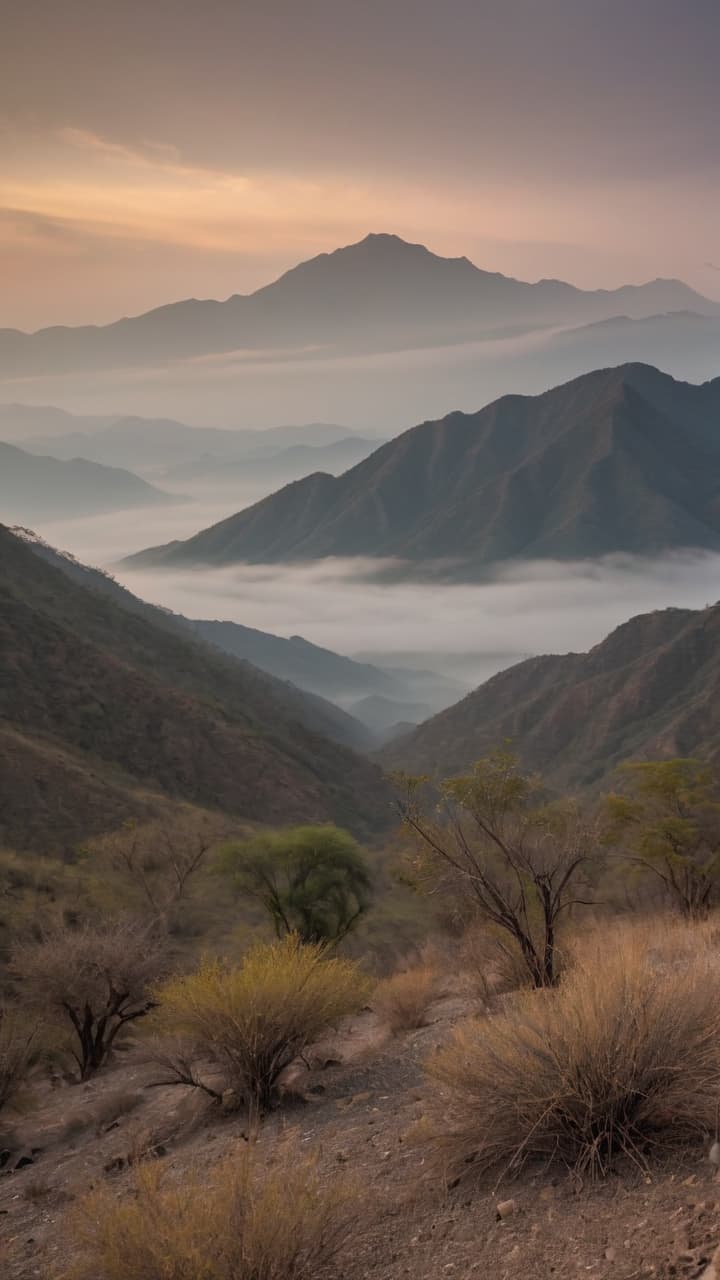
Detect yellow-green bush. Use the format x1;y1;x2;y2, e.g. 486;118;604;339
425;926;720;1180
372;965;439;1032
65;1138;361;1280
150;935;372;1109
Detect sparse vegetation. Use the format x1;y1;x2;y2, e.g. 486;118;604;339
373;965;439;1031
65;1136;362;1280
396;750;598;987
12;919;166;1080
218;825;373;945
148;934;372;1110
425;923;720;1180
0;1002;38;1116
606;758;720;919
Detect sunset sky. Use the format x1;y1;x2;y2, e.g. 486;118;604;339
3;0;719;329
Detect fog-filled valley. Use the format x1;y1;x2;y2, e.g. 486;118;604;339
5;11;720;1270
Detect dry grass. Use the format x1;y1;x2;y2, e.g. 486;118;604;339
425;921;720;1181
0;1002;38;1117
63;1136;362;1280
373;965;439;1032
458;922;531;1004
149;935;372;1110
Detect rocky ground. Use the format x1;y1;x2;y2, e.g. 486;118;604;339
2;995;720;1280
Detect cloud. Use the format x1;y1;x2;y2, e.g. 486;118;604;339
27;499;720;691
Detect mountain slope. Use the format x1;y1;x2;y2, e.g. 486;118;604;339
21;531;460;727
1;234;717;378
125;364;720;576
0;441;178;521
0;526;391;851
379;603;720;789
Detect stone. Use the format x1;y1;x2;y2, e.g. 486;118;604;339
496;1198;517;1220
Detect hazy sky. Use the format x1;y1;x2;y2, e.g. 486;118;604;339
3;0;720;328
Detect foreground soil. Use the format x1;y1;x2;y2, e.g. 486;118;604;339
2;996;719;1279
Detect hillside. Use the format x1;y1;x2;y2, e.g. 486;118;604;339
1;234;717;379
0;440;178;521
379;602;720;789
0;526;391;851
124;364;720;575
18;532;446;726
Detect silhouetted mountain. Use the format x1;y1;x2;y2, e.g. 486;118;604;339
1;234;717;378
379;602;720;789
1;403;357;475
0;440;179;522
125;364;720;577
0;526;391;851
163;436;383;486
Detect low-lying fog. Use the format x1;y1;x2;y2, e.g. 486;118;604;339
27;501;720;692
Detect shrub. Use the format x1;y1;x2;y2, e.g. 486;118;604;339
65;1137;361;1280
0;1002;38;1116
373;965;439;1032
425;926;720;1180
149;935;372;1110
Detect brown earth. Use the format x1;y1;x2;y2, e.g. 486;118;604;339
3;993;719;1280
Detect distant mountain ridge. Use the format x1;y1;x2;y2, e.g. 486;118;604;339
0;440;179;522
0;404;360;475
1;233;717;378
379;602;720;789
124;364;720;578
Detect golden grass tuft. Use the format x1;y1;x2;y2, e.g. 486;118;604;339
425;921;720;1180
149;934;372;1110
372;965;439;1032
63;1136;362;1280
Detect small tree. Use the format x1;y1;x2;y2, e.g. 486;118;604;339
83;813;221;928
394;750;598;988
605;759;720;919
218;825;373;946
12;919;166;1080
149;935;372;1111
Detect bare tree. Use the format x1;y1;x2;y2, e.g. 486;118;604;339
394;750;599;988
12;919;166;1079
84;813;223;927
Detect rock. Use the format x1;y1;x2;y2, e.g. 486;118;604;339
605;1247;616;1262
709;1142;720;1168
496;1198;517;1220
221;1088;240;1113
13;1150;34;1171
0;1148;11;1169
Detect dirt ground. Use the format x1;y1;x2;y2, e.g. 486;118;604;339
2;995;720;1280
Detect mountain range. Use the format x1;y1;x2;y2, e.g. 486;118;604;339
379;601;720;791
2;234;717;380
0;440;179;522
0;404;365;475
0;525;392;852
123;364;720;577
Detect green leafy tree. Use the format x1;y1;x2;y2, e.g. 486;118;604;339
394;750;598;988
605;759;720;919
218;825;373;946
